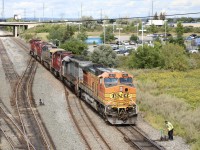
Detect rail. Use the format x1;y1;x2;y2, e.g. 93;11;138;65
116;125;164;150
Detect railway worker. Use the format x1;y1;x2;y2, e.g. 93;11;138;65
39;99;44;105
165;121;174;140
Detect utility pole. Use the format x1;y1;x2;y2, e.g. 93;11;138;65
2;0;4;19
81;3;82;20
152;0;153;20
101;9;102;20
34;9;36;21
43;3;45;22
24;9;26;21
52;10;54;22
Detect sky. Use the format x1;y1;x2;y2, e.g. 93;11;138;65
2;0;200;19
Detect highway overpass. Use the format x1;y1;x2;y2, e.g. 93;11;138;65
0;22;42;37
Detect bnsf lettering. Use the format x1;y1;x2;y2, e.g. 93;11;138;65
110;92;129;99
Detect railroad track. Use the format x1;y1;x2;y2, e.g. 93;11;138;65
14;53;54;150
0;37;55;150
0;126;16;150
11;37;29;51
0;101;35;150
64;86;112;150
0;39;19;100
116;125;164;150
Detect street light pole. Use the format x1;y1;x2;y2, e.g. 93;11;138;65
113;22;116;34
116;27;123;45
165;20;167;37
77;23;82;33
139;22;146;48
102;21;107;44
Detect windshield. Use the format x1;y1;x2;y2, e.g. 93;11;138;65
119;77;133;86
104;78;118;87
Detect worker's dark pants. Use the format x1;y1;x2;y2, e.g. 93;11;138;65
168;129;173;140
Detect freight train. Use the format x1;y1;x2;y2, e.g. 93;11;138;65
29;39;138;124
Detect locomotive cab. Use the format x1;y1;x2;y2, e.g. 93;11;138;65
98;71;138;124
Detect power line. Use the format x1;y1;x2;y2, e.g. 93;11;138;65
41;11;200;23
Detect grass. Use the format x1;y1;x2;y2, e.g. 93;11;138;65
122;68;200;149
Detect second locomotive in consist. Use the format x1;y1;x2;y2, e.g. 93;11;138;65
29;39;138;124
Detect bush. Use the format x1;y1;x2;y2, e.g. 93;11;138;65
21;33;34;42
188;54;200;69
130;34;139;42
90;45;118;67
160;43;189;71
60;39;88;55
130;44;162;69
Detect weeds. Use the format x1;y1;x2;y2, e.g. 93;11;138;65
128;69;200;149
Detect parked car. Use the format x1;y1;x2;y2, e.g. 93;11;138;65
110;44;118;50
190;34;197;38
129;40;136;45
185;36;193;41
116;41;123;45
189;49;199;53
122;41;129;45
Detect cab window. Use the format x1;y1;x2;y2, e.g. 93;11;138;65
119;77;133;86
104;78;118;87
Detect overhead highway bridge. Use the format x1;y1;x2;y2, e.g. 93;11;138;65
0;22;42;37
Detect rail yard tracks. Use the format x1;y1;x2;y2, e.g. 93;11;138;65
13;39;55;150
0;39;19;106
116;125;164;150
64;86;112;150
11;37;30;51
0;38;55;150
0;100;35;149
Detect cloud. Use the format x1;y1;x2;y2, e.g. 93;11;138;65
3;0;200;19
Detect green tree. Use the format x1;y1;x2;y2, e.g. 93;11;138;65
47;25;65;42
60;39;88;55
176;21;184;38
90;45;117;67
160;43;189;71
159;12;166;20
81;16;97;31
131;44;162;69
116;18;129;25
77;27;88;41
100;26;115;43
130;34;139;41
153;12;159;20
148;24;158;33
62;25;75;42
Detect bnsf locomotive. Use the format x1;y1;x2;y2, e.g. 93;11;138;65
29;39;138;124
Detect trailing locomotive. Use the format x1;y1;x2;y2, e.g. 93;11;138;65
29;39;138;124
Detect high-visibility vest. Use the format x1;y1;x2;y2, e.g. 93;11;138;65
166;122;173;131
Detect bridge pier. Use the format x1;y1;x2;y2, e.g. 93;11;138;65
13;26;18;37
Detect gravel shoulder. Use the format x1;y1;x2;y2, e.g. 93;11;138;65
32;65;86;150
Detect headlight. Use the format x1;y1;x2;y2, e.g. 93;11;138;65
107;105;112;110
